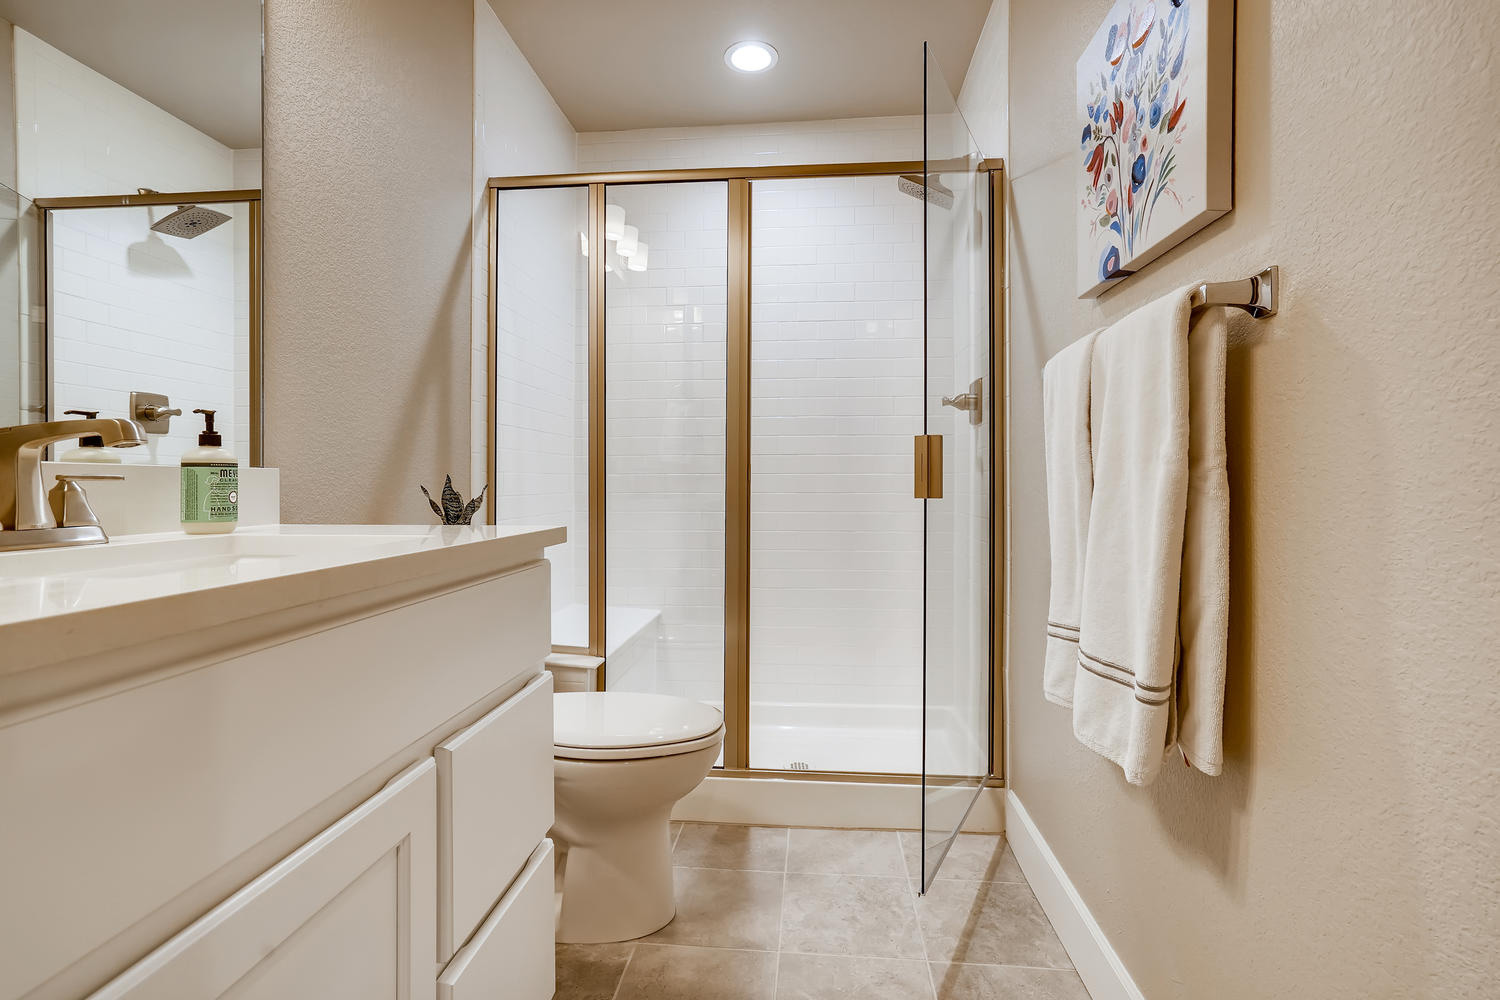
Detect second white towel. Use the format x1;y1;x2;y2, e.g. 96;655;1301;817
1042;329;1102;707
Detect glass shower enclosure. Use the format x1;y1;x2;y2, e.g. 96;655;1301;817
487;47;996;886
917;42;991;890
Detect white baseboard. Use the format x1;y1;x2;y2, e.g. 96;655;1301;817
1005;791;1145;1000
673;775;1006;833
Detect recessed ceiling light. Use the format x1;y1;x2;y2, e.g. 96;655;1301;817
725;40;778;73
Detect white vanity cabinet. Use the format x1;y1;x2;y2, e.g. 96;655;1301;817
0;525;564;1000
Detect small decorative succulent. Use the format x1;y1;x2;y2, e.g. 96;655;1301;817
419;475;487;525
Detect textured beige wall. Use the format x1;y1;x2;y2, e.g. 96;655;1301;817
1004;1;1500;997
263;0;474;523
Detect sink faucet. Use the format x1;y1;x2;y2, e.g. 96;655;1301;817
0;418;146;549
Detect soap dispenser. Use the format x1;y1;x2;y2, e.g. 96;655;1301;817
180;408;238;534
58;409;123;464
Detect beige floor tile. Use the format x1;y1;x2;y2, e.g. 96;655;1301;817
671;820;684;845
776;953;937;1000
916;880;1073;970
646;867;785;950
780;873;925;960
786;828;907;877
902;833;1026;883
615;943;777;1000
930;963;1092;1000
675;823;790;871
555;942;634;1000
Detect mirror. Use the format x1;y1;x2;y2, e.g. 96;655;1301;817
0;0;262;465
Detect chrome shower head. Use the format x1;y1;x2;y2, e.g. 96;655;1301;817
150;204;231;239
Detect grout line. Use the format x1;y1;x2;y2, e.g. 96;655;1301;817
772;828;791;997
937;959;1083;973
637;942;779;955
608;943;637;1000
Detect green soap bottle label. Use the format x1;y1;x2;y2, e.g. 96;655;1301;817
181;464;239;522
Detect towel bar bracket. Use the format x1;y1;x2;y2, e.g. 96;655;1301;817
1190;265;1278;319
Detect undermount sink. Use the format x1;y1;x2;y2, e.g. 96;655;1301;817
0;524;497;627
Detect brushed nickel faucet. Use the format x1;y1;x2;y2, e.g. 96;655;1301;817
0;418;146;550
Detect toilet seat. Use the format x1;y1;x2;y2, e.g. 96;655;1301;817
554;692;725;761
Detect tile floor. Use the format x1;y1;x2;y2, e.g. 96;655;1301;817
555;823;1091;1000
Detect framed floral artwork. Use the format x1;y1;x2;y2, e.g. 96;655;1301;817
1076;0;1234;298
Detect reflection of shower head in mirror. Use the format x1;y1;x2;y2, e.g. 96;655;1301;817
897;173;954;210
149;204;231;239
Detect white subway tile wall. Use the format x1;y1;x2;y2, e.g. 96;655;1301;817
475;0;583;627
604;182;729;707
14;28;253;464
748;176;926;769
0;186;25;424
493;186;590;628
923;162;992;778
577;116;922;173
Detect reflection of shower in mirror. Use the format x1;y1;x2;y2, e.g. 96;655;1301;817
150;203;232;239
137;190;232;239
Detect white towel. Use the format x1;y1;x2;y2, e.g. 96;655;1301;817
1072;286;1229;786
1041;329;1103;707
1176;309;1230;775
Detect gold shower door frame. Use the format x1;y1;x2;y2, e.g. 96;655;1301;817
486;161;1006;784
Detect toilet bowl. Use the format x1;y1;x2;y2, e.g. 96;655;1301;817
551;691;724;944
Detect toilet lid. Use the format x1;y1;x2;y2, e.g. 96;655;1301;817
554;692;723;752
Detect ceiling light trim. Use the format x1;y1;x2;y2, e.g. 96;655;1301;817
725;40;778;73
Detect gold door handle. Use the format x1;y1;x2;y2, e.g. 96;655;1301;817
914;434;943;499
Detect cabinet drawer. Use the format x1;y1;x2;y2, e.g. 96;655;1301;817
88;760;437;1000
437;840;555;1000
436;671;554;960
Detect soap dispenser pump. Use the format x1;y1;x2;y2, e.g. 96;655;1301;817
180;408;238;534
58;409;123;463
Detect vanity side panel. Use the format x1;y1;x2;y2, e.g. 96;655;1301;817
0;561;547;1000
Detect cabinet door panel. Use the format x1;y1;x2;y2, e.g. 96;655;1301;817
436;671;554;960
88;760;438;1000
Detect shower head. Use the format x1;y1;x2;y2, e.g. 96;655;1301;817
150;204;231;239
897;174;954;210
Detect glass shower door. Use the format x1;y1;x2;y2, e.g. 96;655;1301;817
919;42;991;890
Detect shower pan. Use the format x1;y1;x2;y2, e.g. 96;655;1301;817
487;47;997;888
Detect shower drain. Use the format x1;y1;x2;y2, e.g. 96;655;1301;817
787;761;811;771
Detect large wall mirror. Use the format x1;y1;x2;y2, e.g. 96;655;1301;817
0;0;263;465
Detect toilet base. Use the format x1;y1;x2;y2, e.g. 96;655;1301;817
554;808;677;943
550;738;721;944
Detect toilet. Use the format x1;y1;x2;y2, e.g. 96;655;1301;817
551;691;724;944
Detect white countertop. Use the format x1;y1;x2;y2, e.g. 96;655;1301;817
0;524;566;710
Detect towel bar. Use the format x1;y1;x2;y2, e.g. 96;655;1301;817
1190;266;1278;318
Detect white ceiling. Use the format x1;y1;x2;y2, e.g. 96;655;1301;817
486;0;992;133
0;0;261;149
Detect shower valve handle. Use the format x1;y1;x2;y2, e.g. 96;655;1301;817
940;378;984;425
129;391;183;433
